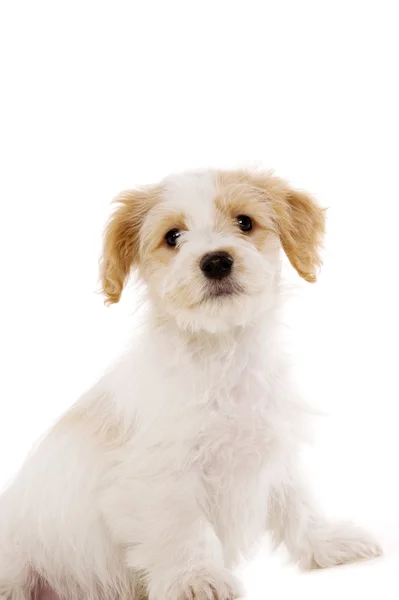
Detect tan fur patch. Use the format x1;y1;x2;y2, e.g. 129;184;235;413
139;208;187;271
141;210;187;253
216;169;325;281
54;396;133;449
215;171;276;254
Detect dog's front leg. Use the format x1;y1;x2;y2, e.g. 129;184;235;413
267;462;382;569
101;473;243;600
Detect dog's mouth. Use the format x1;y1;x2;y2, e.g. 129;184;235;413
203;280;244;301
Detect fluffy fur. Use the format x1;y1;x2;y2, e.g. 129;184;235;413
0;169;381;600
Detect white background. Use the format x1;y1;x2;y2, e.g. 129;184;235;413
0;1;398;598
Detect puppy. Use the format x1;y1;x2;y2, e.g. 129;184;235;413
0;169;381;600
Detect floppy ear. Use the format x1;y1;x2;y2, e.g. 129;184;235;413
272;186;326;282
101;187;159;304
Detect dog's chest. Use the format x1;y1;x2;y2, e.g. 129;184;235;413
197;379;273;480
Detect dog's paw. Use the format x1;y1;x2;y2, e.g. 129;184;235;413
151;568;243;600
179;568;242;600
302;521;382;569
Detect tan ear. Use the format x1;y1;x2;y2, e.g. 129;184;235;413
101;187;159;304
272;187;326;282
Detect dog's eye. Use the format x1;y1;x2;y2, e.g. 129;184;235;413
165;229;182;247
237;215;253;232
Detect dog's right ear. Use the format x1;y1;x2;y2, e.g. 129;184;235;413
101;187;159;304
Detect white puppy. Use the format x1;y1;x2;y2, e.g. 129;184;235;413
0;169;381;600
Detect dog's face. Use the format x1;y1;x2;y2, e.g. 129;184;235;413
101;170;325;332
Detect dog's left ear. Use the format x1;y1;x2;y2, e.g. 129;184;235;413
271;184;326;282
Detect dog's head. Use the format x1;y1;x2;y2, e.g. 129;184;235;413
101;170;325;332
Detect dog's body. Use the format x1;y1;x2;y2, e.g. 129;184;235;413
0;170;381;600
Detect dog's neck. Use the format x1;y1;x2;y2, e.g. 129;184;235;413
107;297;286;419
147;301;281;366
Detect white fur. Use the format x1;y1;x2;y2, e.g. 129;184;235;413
0;170;381;600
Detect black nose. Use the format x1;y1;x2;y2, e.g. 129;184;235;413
200;251;234;279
